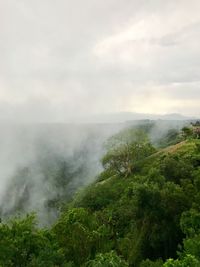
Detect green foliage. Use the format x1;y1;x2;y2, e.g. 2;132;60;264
1;126;200;266
85;251;128;267
53;208;112;266
180;209;200;237
182;126;194;139
117;180;188;264
164;254;200;267
0;214;65;267
74;182;120;211
140;259;163;267
102;128;155;177
160;154;192;183
156;129;181;148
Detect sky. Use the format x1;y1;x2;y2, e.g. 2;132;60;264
0;0;200;122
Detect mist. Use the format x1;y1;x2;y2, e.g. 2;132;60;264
0;123;124;224
0;119;192;225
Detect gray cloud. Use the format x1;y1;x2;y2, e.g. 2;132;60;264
0;0;200;121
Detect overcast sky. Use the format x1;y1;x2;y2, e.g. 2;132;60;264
0;0;200;122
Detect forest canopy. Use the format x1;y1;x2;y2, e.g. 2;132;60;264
0;123;200;266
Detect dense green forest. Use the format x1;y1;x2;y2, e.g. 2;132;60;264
0;123;200;266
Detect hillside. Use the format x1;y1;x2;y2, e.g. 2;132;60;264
0;126;200;266
71;135;200;265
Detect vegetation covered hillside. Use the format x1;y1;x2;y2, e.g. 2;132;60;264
0;124;200;266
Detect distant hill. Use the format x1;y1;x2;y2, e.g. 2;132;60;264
81;112;196;123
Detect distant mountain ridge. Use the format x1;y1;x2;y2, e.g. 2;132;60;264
82;112;197;124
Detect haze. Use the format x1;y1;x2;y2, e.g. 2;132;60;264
0;0;200;122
